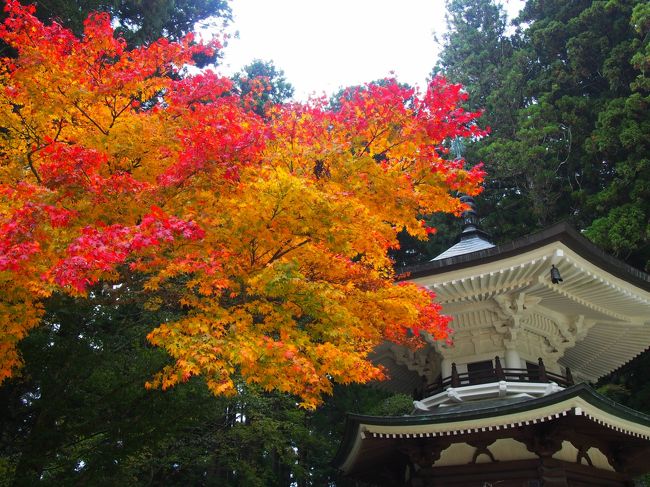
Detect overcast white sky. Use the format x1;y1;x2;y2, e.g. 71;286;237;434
212;0;525;100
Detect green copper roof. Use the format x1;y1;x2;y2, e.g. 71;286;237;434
333;384;650;470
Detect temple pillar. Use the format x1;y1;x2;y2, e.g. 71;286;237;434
441;358;452;379
505;348;521;369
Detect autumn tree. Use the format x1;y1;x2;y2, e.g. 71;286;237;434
232;59;295;116
0;2;485;408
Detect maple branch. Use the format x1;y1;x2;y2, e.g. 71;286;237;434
358;125;389;157
14;107;41;142
107;95;133;128
268;202;285;223
386;137;407;153
58;88;109;135
395;157;416;173
249;238;258;267
26;151;42;184
83;59;99;82
52;118;65;142
266;238;311;265
287;119;297;172
72;100;109;135
16;118;45;185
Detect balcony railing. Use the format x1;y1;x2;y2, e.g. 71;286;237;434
419;357;574;399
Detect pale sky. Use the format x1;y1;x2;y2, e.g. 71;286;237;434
211;0;525;100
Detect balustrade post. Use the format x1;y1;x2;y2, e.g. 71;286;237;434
538;357;548;382
494;356;505;380
451;362;460;387
566;367;574;386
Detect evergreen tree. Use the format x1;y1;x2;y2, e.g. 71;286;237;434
583;1;650;270
0;286;315;486
44;0;230;46
0;281;411;486
434;0;510;112
433;0;538;243
232;60;295;117
434;0;650;270
0;0;230;53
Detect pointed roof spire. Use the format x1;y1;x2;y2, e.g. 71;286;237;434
458;195;492;242
431;195;494;261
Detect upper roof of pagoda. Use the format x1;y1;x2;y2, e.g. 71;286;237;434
410;222;649;291
432;195;495;260
431;233;495;260
403;222;650;382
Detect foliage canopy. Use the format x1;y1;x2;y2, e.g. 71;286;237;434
0;1;484;408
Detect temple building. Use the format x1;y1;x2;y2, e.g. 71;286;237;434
334;198;650;486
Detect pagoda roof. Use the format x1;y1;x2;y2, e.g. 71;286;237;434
431;194;496;260
406;222;649;291
431;233;495;260
401;222;650;382
334;384;650;476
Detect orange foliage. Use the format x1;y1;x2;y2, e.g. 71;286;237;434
0;1;485;407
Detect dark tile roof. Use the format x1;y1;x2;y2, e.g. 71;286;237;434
333;384;650;470
403;222;650;291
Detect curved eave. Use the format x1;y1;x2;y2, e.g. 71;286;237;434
402;222;649;292
333;384;650;473
398;222;650;381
